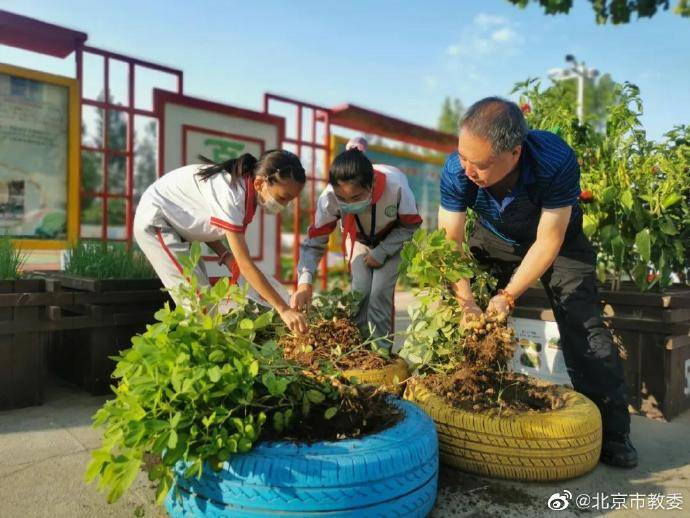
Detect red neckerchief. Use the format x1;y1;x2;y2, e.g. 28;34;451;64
229;176;258;285
244;175;257;228
341;169;387;267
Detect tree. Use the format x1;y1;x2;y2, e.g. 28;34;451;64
507;0;689;24
134;121;157;202
437;97;465;135
81;92;157;227
544;73;620;132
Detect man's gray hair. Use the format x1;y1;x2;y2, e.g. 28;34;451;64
459;97;528;155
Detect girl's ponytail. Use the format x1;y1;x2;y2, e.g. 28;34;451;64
196;153;258;182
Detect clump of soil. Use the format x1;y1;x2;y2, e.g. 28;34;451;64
262;383;402;443
422;314;566;415
273;318;402;443
280;317;391;371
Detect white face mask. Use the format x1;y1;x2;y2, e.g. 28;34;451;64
259;186;286;215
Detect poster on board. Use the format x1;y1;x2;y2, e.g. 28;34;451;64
155;90;284;278
508;316;571;385
0;71;68;238
331;135;444;229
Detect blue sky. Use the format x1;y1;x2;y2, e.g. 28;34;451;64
2;0;689;140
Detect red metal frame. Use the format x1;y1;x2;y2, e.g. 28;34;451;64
0;10;87;58
180;124;266;262
76;45;183;243
264;93;331;290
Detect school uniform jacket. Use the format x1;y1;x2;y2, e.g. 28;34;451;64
296;164;423;285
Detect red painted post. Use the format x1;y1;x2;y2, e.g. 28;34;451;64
101;56;109;241
293;105;303;288
320;110;331;291
125;61;135;244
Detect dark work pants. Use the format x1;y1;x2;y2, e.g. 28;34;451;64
469;223;630;435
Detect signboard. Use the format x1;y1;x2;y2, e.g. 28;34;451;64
331;135;445;229
154;89;285;278
0;63;79;248
182;125;264;165
508;316;571;385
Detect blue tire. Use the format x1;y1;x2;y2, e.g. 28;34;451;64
165;399;438;517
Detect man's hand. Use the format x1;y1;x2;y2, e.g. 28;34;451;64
460;301;483;328
290;283;313;311
364;253;383;269
486;293;512;318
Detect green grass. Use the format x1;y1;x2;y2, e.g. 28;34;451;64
0;236;26;280
65;241;155;279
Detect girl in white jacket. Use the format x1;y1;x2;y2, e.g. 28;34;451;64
291;138;422;347
134;150;308;333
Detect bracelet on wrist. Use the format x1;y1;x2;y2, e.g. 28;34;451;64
497;289;516;310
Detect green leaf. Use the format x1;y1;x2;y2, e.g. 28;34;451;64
203;315;214;330
84;451;109;483
207;366;221;383
155;475;172;505
324;407;338;420
167;429;178;450
661;192;683;210
248;360;259;377
635;229;651;262
253;310;274;329
659;218;679;236
238;437;253;453
611;235;626;267
239;319;254;331
601;186;617;204
582;214;599;237
208;350;225;362
620;189;634;211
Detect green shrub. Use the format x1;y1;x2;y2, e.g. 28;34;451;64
65;241;155;279
0;236;26;280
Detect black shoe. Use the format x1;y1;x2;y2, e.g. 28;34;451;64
601;433;638;468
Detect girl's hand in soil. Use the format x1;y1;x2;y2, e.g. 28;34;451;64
290;284;313;311
363;253;383;269
279;307;309;334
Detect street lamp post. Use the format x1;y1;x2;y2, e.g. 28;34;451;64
548;55;599;124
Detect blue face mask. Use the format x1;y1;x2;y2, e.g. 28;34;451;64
339;197;371;214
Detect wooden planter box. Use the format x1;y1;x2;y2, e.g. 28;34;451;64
0;279;48;410
45;275;170;395
514;284;690;420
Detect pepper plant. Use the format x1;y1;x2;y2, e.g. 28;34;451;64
85;244;345;504
513;78;690;290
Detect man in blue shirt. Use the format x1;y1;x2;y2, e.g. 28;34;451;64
439;97;637;468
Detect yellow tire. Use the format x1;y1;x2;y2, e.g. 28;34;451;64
343;358;410;395
404;380;602;481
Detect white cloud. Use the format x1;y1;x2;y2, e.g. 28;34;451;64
445;44;462;56
474;13;508;27
443;12;523;61
491;27;517;43
423;75;439;90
